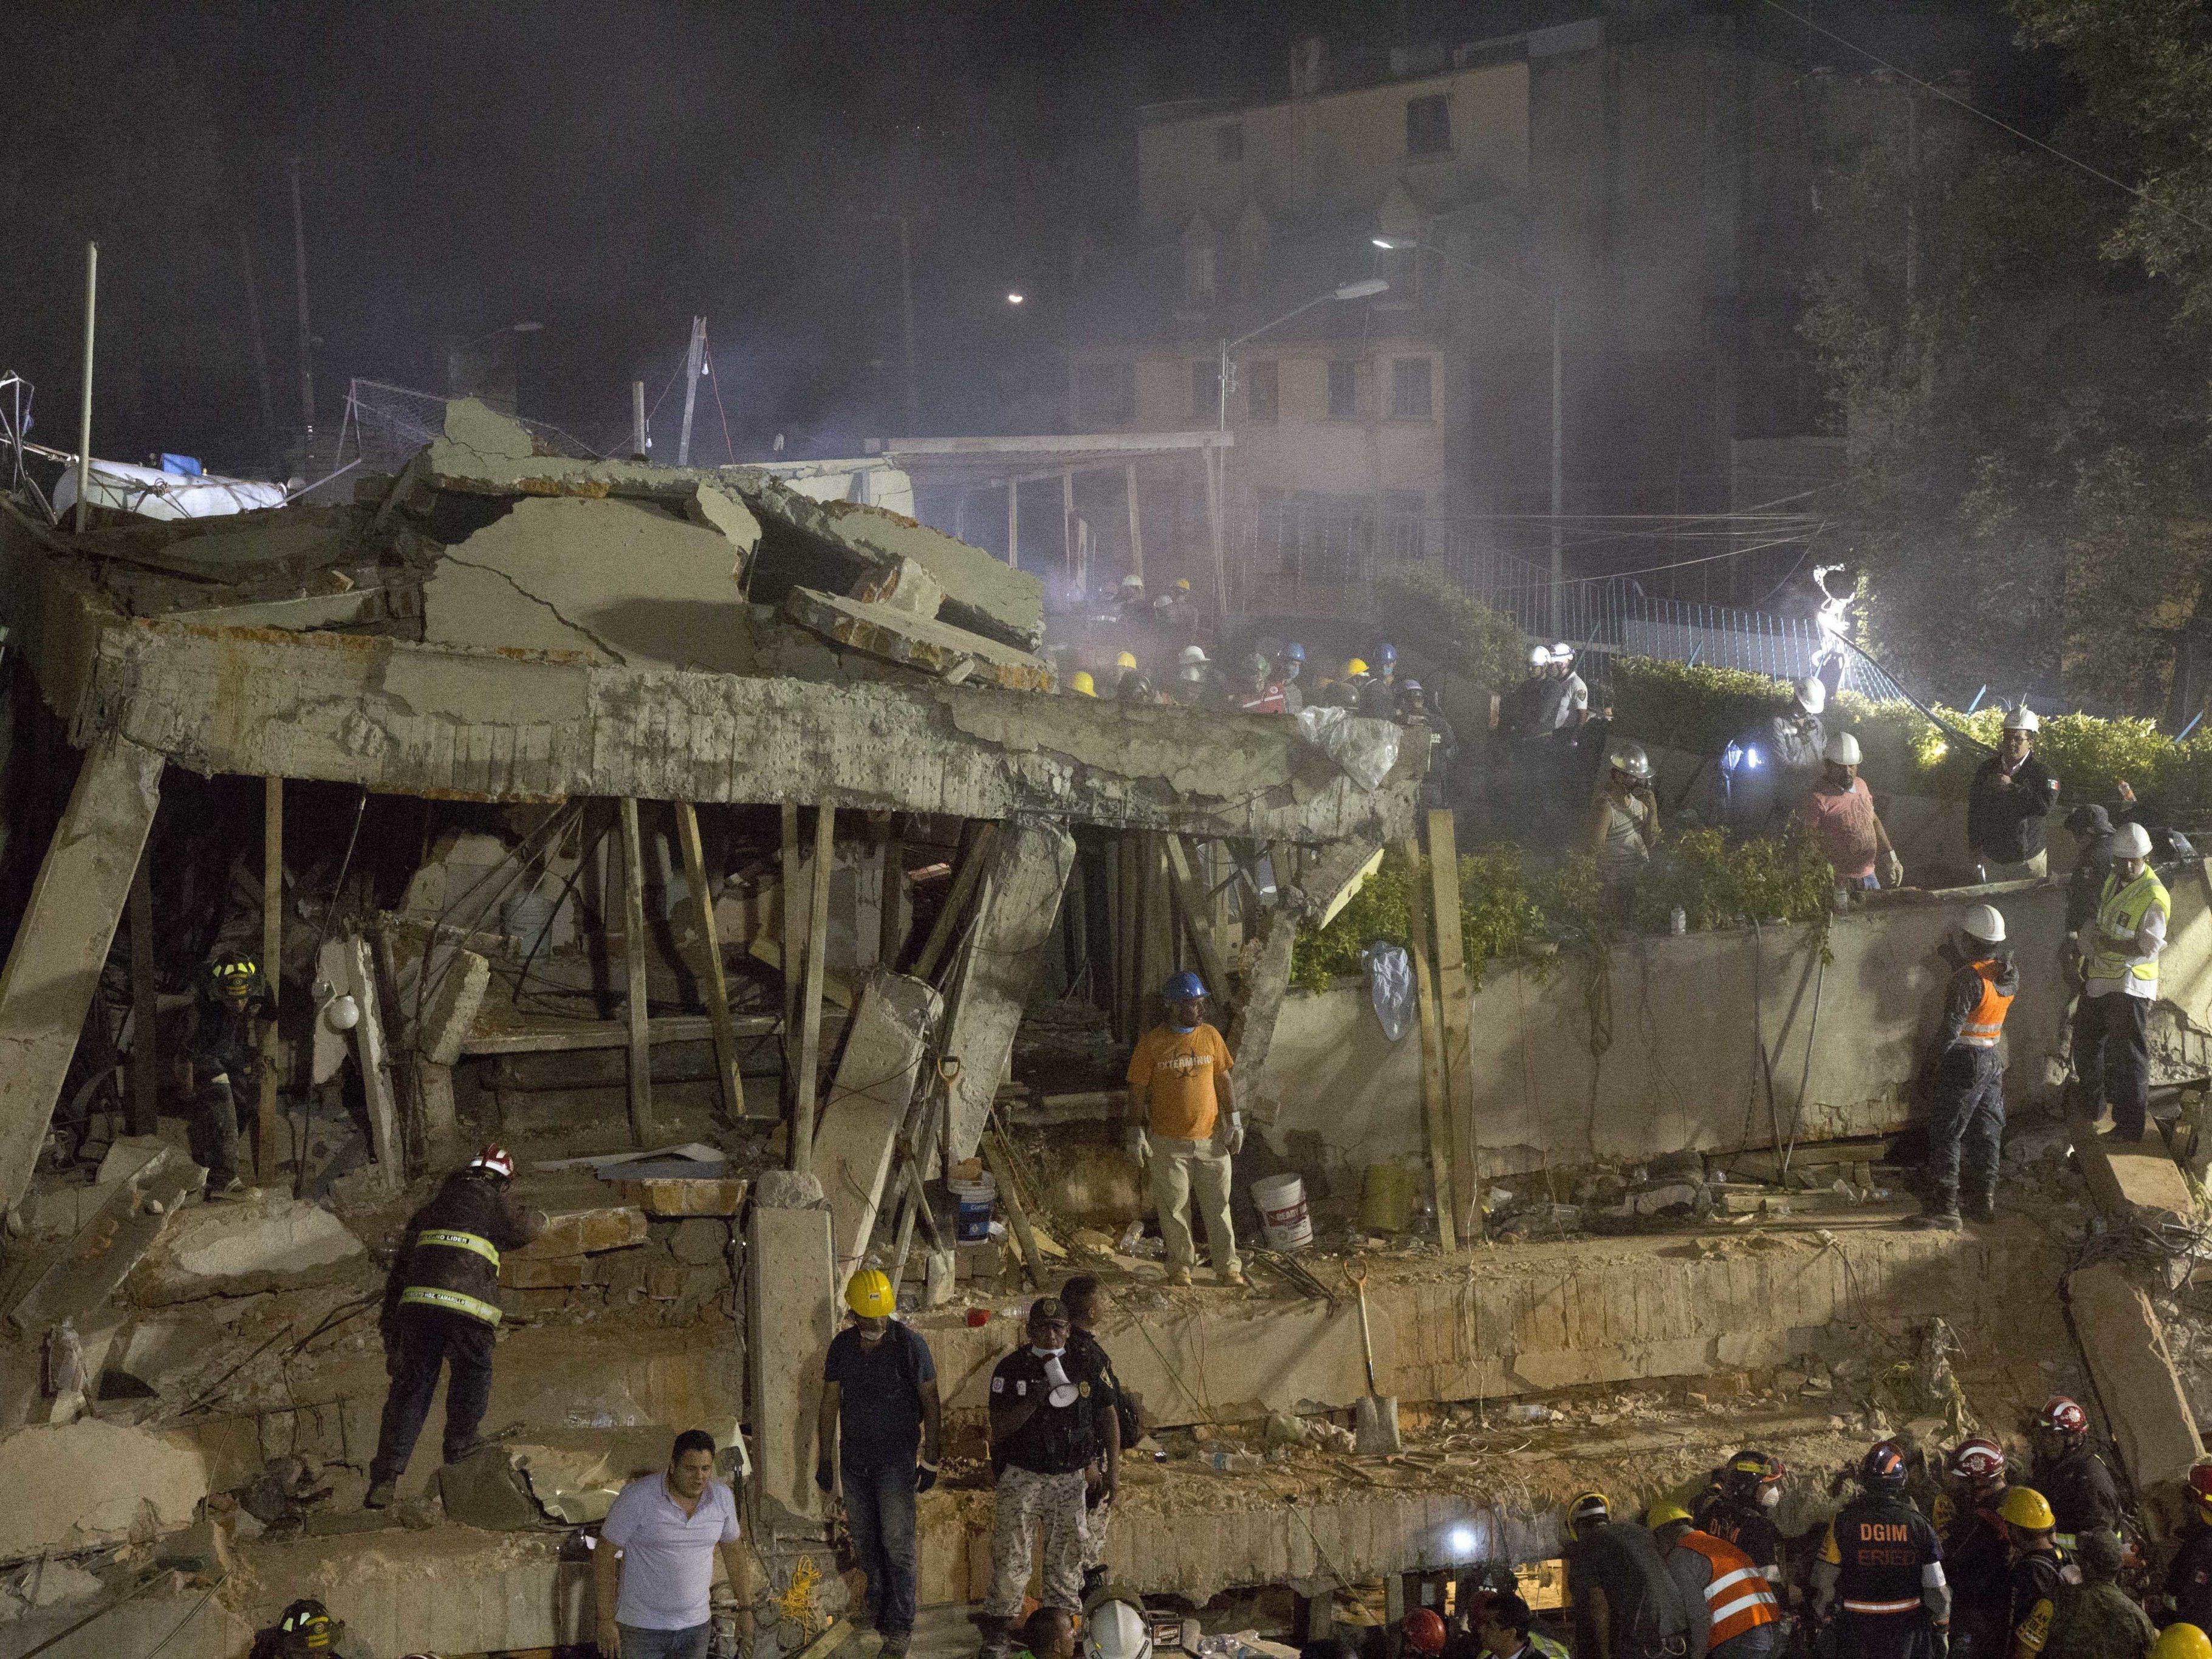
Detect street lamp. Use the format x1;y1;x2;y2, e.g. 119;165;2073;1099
1375;234;1567;635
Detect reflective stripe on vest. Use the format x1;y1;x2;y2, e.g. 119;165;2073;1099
399;1284;504;1326
1842;1597;1922;1615
1957;959;2015;1048
1680;1532;1780;1644
417;1228;501;1270
2090;868;2170;984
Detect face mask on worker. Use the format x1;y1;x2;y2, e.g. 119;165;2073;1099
1760;1485;1781;1509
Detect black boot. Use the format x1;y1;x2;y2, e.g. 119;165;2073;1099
1967;1189;1998;1223
978;1616;1012;1659
1907;1185;1960;1230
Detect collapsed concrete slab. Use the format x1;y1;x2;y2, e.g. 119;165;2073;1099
2069;1121;2199;1228
748;1191;837;1525
131;1196;366;1304
8;1152;201;1329
2070;1260;2205;1493
785;587;1052;693
942;822;1077;1166
812;973;942;1281
0;1418;207;1560
0;734;164;1211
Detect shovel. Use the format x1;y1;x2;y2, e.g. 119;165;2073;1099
1346;1260;1401;1454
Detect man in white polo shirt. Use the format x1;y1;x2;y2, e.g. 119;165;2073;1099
595;1429;758;1659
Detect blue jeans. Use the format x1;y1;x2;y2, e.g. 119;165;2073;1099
617;1622;710;1659
843;1458;919;1638
1927;1046;2004;1202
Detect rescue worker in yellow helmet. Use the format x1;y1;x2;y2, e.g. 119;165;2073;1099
1321;658;1371;711
2073;819;2168;1143
250;1598;361;1659
1648;1500;1782;1659
1912;903;2018;1230
1112;651;1154;705
2164;1464;2212;1633
365;1146;546;1510
2155;1629;2212;1659
1563;1491;1697;1659
185;956;275;1202
1998;1487;2077;1659
817;1270;941;1659
1070;672;1097;697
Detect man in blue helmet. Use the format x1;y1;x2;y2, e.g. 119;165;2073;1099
1810;1441;1950;1659
1123;972;1242;1288
1358;644;1402;718
1268;643;1307;714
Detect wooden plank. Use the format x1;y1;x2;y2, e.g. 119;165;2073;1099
1397;840;1457;1253
780;801;801;1109
914;822;994;983
1423;809;1479;1243
876;814;905;971
618;798;654;1146
674;800;747;1123
792;805;834;1174
461;1013;778;1055
981;1128;1045;1288
128;854;157;1137
256;777;282;1183
344;937;402;1188
1162;836;1230;999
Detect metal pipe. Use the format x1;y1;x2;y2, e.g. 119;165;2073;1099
74;242;97;533
287;158;315;442
1549;290;1564;638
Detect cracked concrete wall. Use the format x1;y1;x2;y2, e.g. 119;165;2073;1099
422;495;757;672
67;611;1416;841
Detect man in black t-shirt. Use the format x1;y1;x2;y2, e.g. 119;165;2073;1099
817;1270;940;1659
1059;1276;1128;1599
981;1298;1104;1659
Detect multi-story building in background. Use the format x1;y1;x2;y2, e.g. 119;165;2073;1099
1059;9;1941;636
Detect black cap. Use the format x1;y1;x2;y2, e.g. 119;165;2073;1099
2067;803;2112;836
1029;1296;1066;1322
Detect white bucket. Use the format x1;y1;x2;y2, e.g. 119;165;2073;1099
1252;1172;1313;1252
948;1172;997;1243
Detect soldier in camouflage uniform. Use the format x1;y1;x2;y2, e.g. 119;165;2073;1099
2044;1531;2152;1659
981;1299;1103;1659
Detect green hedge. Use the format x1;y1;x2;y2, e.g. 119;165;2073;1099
1608;657;2210;809
1289;831;1836;994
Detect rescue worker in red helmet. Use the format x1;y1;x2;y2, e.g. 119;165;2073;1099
363;1145;545;1510
1940;1438;2016;1659
1694;1450;1787;1597
1911;904;2018;1230
1402;1607;1448;1657
1810;1442;1950;1658
2163;1463;2212;1633
2029;1397;2120;1549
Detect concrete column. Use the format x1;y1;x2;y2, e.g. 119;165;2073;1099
942;820;1076;1168
747;1196;837;1525
0;734;163;1211
812;973;942;1282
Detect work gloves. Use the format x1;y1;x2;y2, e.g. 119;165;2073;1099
1214;1112;1245;1157
1882;850;1905;889
1125;1125;1151;1168
814;1461;835;1494
916;1460;938;1494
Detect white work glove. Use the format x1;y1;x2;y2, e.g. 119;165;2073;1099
1126;1124;1152;1168
1216;1112;1245;1156
1882;850;1904;889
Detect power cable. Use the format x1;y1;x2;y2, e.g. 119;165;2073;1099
1755;0;2212;243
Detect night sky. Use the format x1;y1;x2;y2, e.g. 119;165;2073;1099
0;0;2038;478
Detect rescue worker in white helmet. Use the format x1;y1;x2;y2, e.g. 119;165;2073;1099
1798;733;1904;894
817;1270;942;1659
1938;1437;2015;1659
1967;706;2060;881
1587;742;1662;891
2072;819;2168;1144
1723;677;1827;835
1810;1442;1950;1657
364;1145;546;1509
1911;903;2018;1230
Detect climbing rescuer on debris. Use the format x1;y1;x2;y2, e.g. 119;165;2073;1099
185;956;275;1202
1649;1500;1782;1659
1124;971;1242;1288
1563;1491;1699;1659
1998;1486;2078;1659
1810;1441;1950;1658
1912;903;2017;1230
1939;1437;2016;1658
1694;1450;1787;1596
817;1269;941;1659
363;1143;546;1510
2071;821;2169;1144
2030;1397;2121;1549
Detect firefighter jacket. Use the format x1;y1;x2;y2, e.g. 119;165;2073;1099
383;1169;544;1329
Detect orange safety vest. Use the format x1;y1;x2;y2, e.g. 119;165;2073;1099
1957;959;2015;1049
1678;1530;1781;1645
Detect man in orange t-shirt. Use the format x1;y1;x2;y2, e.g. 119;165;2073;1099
1125;971;1243;1288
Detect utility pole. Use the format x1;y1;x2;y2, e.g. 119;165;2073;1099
677;315;705;468
1549;288;1564;639
286;157;316;453
75;242;97;533
898;210;919;434
631;378;648;458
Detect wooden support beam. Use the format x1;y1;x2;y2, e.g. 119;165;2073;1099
674;800;747;1124
981;1128;1044;1288
1125;463;1144;583
914;822;994;983
1162;836;1228;999
876;815;905;971
343;936;402;1188
1397;840;1457;1253
1424;809;1481;1243
256;776;282;1183
792;804;834;1172
128;854;158;1137
618;797;654;1146
780;802;801;1108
